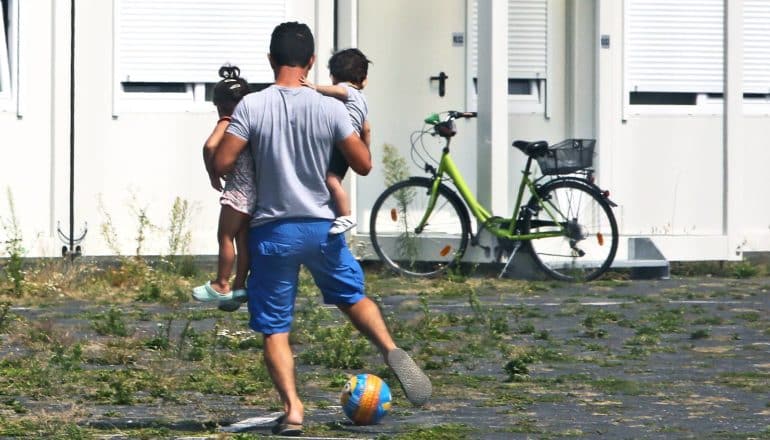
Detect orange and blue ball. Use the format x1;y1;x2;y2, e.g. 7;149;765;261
340;373;392;425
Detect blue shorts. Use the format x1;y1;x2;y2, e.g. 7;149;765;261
246;218;366;334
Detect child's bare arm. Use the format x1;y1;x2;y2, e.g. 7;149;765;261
300;77;349;100
202;117;231;191
315;84;349;100
361;119;371;148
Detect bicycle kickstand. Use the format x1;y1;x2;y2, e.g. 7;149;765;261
498;241;522;279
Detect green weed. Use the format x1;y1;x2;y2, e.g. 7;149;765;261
382;143;410;187
97;194;122;256
0;301;10;332
165;197;197;277
91;306;132;337
735;311;760;322
144;318;173;350
167;197;192;258
2;188;25;294
49;342;83;371
716;371;770;393
299;322;370;369
692;315;724;325
591;377;645;395
690;328;710;339
504;354;534;382
731;261;759;278
130;201;154;256
387;423;471;440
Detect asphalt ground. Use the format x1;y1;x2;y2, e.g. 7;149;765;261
1;273;768;439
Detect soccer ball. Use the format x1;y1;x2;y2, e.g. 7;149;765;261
340;373;392;425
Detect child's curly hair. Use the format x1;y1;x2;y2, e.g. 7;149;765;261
213;65;249;105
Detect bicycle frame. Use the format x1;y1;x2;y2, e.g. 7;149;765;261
416;145;566;242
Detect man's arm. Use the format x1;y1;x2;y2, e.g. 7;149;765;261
360;120;371;148
213;133;249;177
337;133;372;175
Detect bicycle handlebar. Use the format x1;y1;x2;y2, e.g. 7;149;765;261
448;111;477;120
424;111;477;125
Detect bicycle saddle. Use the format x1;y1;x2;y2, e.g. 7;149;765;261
513;140;549;157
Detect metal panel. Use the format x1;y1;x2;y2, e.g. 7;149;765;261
115;0;285;83
744;0;770;93
470;0;547;78
626;0;723;93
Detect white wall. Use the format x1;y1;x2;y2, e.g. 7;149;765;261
739;117;770;252
505;0;570;212
4;0;770;261
0;0;331;258
0;1;56;256
356;0;477;235
597;0;770;260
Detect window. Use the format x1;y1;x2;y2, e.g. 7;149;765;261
624;0;724;113
114;0;285;112
0;0;13;101
468;0;548;113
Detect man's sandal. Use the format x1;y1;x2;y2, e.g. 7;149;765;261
386;347;432;406
272;415;303;436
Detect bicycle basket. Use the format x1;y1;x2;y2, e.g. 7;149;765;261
536;139;595;175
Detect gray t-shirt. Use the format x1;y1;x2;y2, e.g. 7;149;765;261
341;83;368;134
227;85;355;227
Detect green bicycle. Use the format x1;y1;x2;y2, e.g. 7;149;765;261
369;111;619;281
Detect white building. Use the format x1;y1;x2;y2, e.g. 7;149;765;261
1;0;768;264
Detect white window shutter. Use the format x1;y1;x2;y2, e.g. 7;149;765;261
744;0;770;94
626;0;724;94
470;0;547;79
508;0;547;78
116;0;286;84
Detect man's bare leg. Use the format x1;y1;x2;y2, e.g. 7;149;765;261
338;297;432;405
263;332;304;425
338;297;395;357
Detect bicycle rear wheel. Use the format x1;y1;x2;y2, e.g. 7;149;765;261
522;179;618;281
369;178;470;277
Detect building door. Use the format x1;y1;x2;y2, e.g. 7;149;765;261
355;0;476;236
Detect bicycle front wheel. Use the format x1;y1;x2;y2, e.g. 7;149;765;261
369;178;470;277
522;179;618;281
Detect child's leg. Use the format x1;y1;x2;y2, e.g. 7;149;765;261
212;205;251;293
326;172;350;217
327;172;357;235
231;217;251;291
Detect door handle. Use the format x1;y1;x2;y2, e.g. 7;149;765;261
430;71;449;97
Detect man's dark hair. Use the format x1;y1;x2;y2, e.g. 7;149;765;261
328;48;371;85
270;22;314;67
